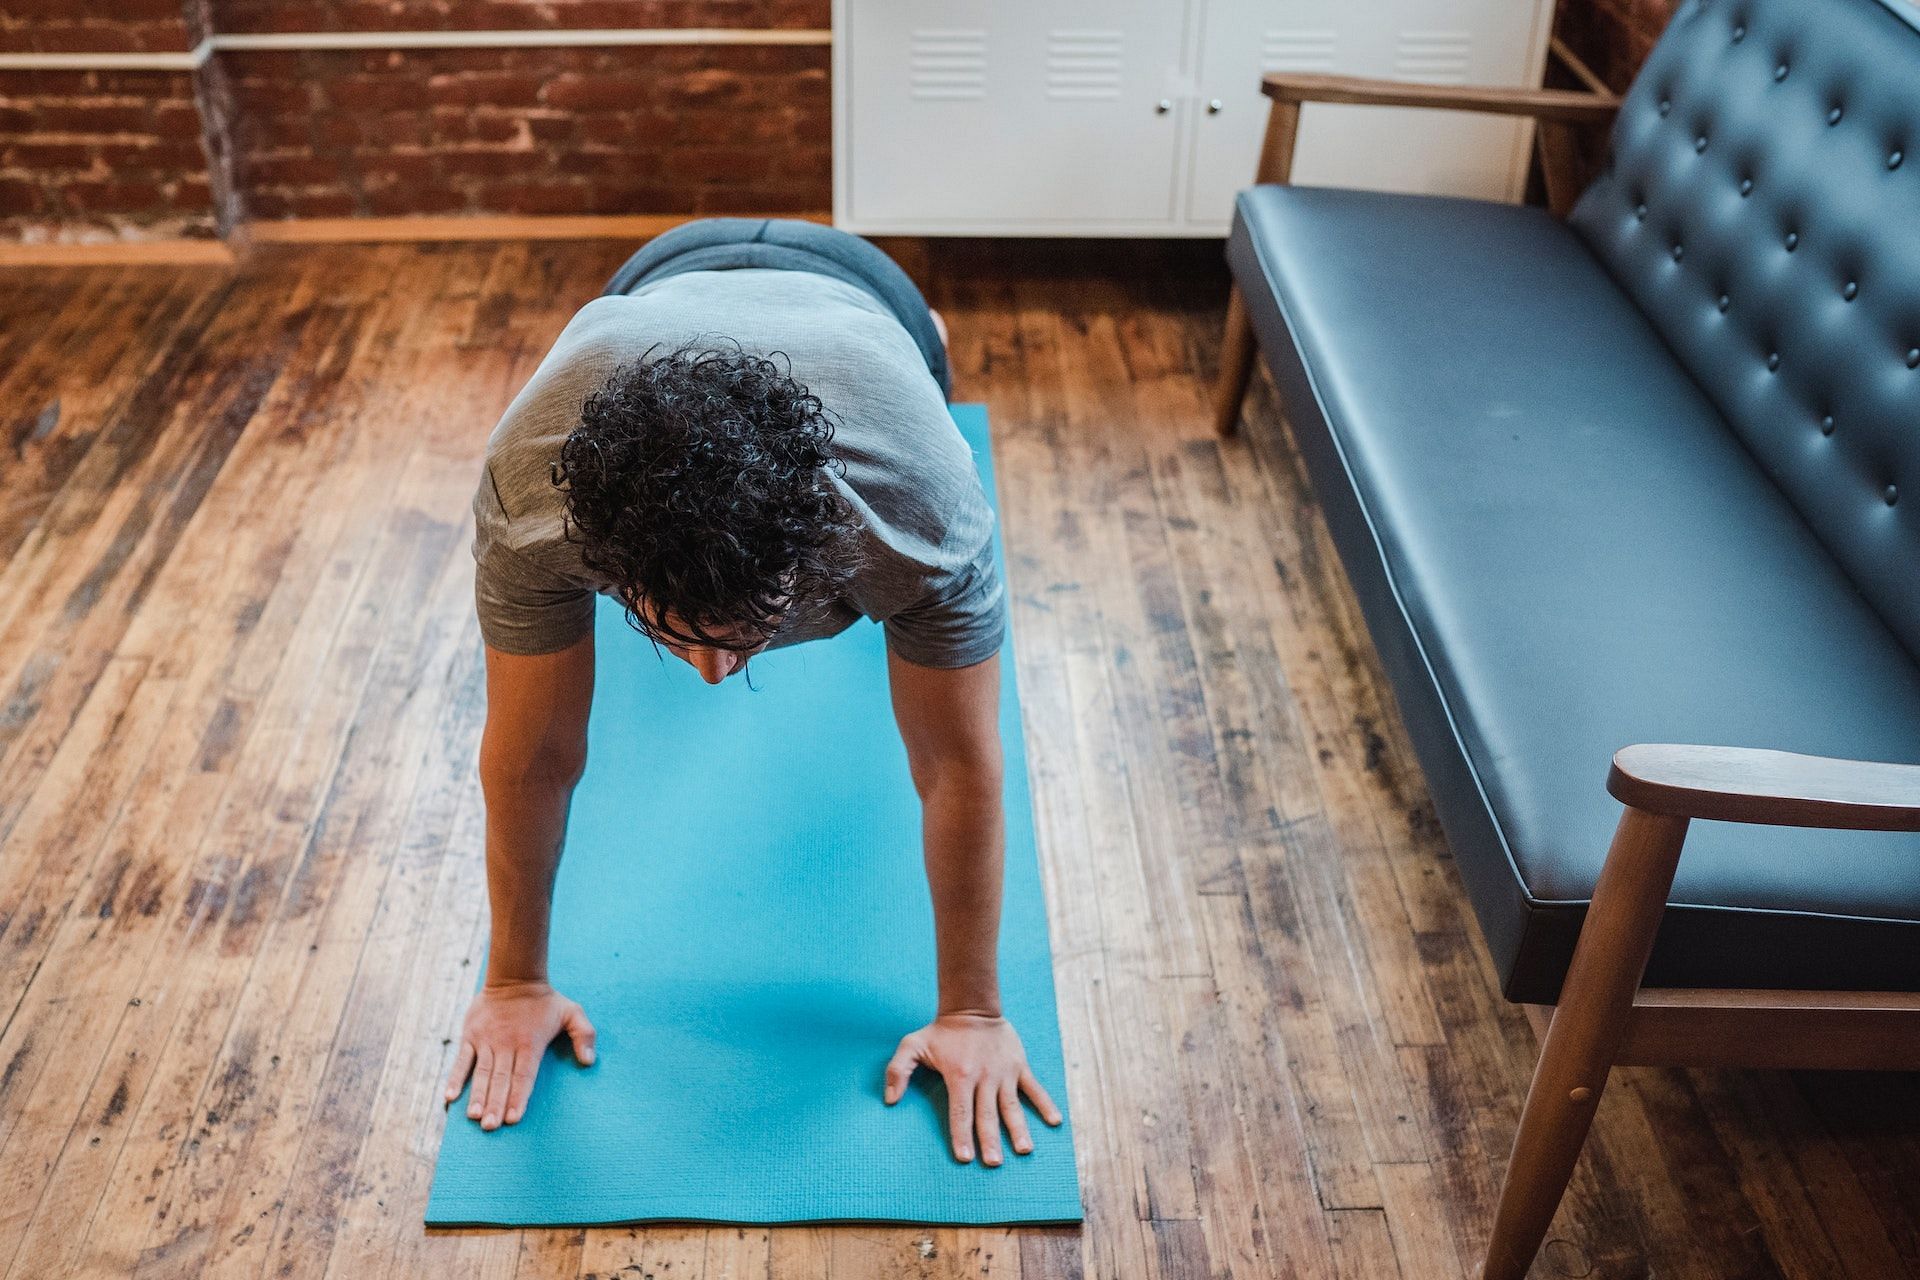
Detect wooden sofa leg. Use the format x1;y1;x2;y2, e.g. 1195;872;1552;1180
1214;286;1258;437
1481;807;1691;1280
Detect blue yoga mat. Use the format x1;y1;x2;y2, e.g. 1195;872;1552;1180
428;404;1082;1227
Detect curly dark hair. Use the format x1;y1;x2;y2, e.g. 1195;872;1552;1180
554;343;864;652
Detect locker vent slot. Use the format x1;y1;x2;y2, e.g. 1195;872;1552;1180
1046;28;1123;100
909;28;987;100
1395;30;1473;83
1260;28;1337;73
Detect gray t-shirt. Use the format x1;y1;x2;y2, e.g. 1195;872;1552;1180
472;268;1004;669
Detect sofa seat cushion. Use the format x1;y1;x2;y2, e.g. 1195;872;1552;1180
1228;183;1920;1003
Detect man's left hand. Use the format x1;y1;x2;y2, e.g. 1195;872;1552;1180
884;1012;1063;1165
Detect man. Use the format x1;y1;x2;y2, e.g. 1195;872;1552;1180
441;219;1062;1168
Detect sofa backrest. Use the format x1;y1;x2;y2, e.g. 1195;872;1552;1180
1570;0;1920;660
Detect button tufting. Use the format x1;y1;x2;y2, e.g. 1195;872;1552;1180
1821;414;1836;436
1659;98;1673;116
1785;231;1799;251
1892;149;1906;170
1635;201;1648;220
1828;105;1845;126
1739;176;1755;196
1908;348;1920;368
1775;62;1790;81
1844;280;1859;300
1672;243;1685;262
1887;485;1900;507
1767;351;1781;371
1732;23;1746;42
1695;134;1709;153
1717;293;1731;312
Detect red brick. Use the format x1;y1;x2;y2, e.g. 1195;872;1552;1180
242;153;344;187
310;74;419;112
658;68;749;105
249;188;357;218
152;100;205;138
660;144;773;183
438;146;532;178
97;138;208;173
230;78;320;114
524;112;573;143
32;101;154;134
467;110;528;144
358;151;439;187
163;175;215;210
364;181;466;216
578;113;635;146
0;177;45;217
426;70;546;108
337;111;422;148
540;73;646;112
313;114;359;146
477;178;594;215
61;177;166;213
3;140;97;171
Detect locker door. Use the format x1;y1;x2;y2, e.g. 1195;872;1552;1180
842;0;1195;229
1184;0;1551;230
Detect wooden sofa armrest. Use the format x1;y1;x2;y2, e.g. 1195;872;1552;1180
1260;72;1620;124
1608;744;1920;831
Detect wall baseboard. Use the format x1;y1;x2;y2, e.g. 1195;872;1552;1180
242;213;832;244
1;213;836;266
0;238;237;267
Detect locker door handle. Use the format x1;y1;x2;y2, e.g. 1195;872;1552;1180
1156;99;1172;114
1206;98;1223;114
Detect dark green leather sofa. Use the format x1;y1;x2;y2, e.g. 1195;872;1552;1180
1214;0;1920;1273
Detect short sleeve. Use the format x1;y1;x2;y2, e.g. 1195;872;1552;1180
471;469;597;656
881;540;1008;669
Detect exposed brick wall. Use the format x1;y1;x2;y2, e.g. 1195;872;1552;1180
1553;0;1683;94
0;0;197;54
0;68;219;239
4;1;833;240
212;0;825;34
224;43;828;219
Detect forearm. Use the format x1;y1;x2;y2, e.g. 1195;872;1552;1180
479;762;579;984
920;772;1005;1017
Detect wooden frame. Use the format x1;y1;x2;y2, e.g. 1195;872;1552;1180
1205;53;1920;1280
1484;747;1920;1280
1211;49;1620;436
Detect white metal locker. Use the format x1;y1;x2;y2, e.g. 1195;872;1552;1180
1181;0;1557;229
834;0;1559;235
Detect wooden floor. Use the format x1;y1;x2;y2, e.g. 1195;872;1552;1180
2;238;1919;1280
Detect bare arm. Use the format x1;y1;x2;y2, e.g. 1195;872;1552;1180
444;632;600;1129
478;634;596;980
882;650;1062;1164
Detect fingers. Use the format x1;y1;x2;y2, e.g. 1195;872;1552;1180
975;1079;1003;1167
467;1045;494;1122
883;1035;923;1106
1000;1084;1034;1156
505;1049;540;1126
1020;1068;1064;1127
563;1003;597;1067
480;1048;514;1131
443;1040;475;1106
947;1075;976;1163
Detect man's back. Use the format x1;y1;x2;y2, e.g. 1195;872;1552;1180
472;268;1003;668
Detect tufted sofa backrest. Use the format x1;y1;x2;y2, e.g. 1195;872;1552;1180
1571;0;1920;661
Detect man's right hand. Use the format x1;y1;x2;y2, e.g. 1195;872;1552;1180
444;979;597;1130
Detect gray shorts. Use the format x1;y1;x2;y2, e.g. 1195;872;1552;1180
602;218;951;399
